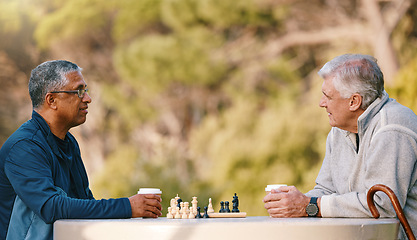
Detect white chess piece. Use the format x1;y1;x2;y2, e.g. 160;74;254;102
207;198;214;213
192;196;198;215
174;195;180;214
188;207;195;219
184;202;190;214
174;207;181;219
167;207;173;219
170;198;177;214
182;209;188;219
180;202;185;215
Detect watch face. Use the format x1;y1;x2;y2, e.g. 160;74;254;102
306;203;318;216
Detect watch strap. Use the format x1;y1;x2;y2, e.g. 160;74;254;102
306;197;319;217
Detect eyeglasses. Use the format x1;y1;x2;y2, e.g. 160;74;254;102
50;89;89;98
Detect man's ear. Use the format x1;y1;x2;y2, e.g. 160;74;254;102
349;93;362;111
45;93;58;110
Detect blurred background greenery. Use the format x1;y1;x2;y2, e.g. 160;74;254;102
0;0;416;216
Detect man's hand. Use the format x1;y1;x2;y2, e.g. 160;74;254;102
129;194;162;218
263;186;311;218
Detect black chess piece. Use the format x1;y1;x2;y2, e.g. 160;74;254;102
177;198;183;209
203;206;210;218
232;193;240;213
196;206;203;218
219;201;225;213
225;201;231;213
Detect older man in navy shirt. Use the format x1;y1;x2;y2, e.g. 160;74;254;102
0;60;162;240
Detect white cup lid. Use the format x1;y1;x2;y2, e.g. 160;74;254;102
265;184;287;191
137;188;162;194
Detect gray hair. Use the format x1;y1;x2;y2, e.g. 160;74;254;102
29;60;82;109
318;54;384;109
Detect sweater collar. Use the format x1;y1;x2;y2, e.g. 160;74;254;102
31;110;67;160
356;91;390;135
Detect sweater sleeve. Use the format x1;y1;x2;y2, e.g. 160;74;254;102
321;127;417;218
4;140;132;224
306;130;337;198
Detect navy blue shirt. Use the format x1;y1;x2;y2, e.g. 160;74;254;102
0;111;131;239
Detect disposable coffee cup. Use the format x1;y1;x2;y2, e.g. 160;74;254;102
265;184;287;195
137;188;162;197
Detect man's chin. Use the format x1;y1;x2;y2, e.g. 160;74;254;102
72;117;87;128
328;120;336;127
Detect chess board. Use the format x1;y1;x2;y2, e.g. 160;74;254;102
207;212;247;218
166;193;245;219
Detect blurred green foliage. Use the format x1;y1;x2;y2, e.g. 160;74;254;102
388;55;417;111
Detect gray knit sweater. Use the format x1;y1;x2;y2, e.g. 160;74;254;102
306;92;417;239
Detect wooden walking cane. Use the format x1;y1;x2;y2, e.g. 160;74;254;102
367;184;416;240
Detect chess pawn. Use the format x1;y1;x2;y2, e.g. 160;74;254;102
203;206;210;218
182;209;188;219
188;207;195;219
219;201;225;213
184;202;190;215
180;202;185;213
167;207;173;219
207;198;214;213
225;201;231;213
174;207;181;219
195;206;202;218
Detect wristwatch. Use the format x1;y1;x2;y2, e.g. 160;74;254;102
306;197;319;217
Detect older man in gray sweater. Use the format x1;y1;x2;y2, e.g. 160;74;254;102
264;54;417;240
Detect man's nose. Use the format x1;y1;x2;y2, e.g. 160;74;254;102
83;92;92;103
319;96;326;108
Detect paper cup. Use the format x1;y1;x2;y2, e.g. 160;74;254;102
137;188;162;197
265;184;287;195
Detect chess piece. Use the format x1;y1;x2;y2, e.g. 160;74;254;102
188;207;195;219
170;198;177;214
180;202;185;214
184;202;190;215
219;201;225;213
207;198;214;213
195;206;203;218
177;198;183;210
225;201;231;213
174;207;181;219
203;206;210;218
192;197;198;215
182;209;188;219
167;207;173;219
232;193;240;213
